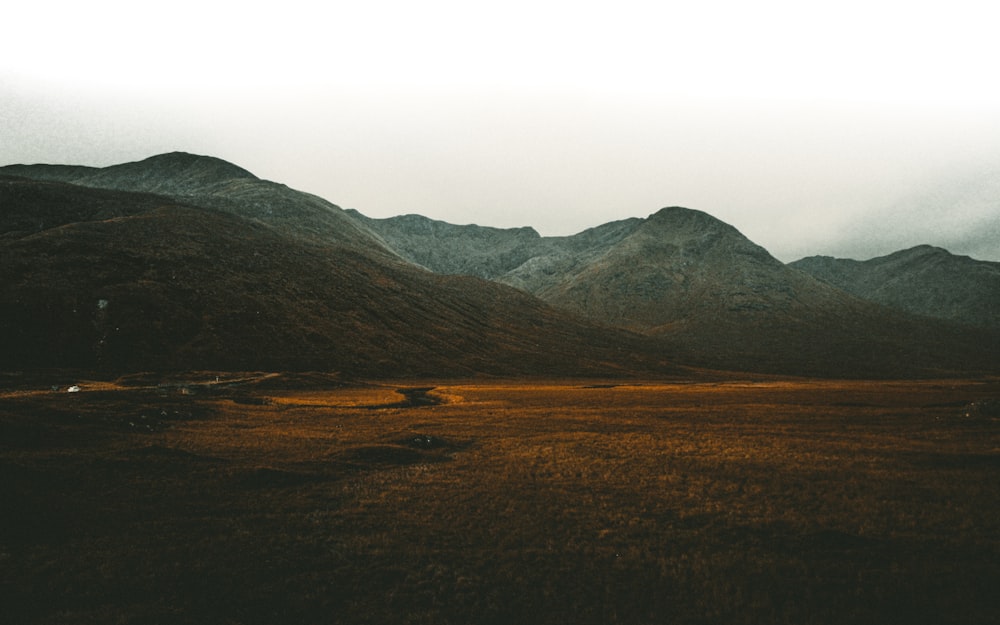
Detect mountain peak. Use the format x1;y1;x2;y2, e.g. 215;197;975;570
887;244;953;260
38;151;260;197
633;205;774;263
647;206;721;225
0;151;262;197
136;152;258;181
642;206;742;238
102;152;258;189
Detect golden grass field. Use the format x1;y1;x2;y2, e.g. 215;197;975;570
2;374;999;624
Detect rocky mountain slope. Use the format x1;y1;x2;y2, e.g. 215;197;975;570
353;206;877;329
0;167;671;376
345;210;551;279
1;152;395;252
791;246;1000;329
356;205;999;376
528;207;801;330
3;152;997;377
345;209;643;287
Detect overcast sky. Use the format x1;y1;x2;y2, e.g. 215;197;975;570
3;0;999;261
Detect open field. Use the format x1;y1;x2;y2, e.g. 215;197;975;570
2;374;999;624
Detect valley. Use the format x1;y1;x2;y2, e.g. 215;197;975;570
2;152;999;623
2;374;998;624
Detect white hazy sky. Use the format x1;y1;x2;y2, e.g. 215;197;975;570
3;0;999;261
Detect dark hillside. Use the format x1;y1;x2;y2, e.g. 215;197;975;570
1;152;397;253
0;178;672;376
4;154;997;378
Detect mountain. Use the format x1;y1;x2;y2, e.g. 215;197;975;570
791;246;1000;329
0;151;257;196
353;206;866;330
357;206;999;376
344;210;644;286
553;209;996;375
3;152;997;378
528;207;798;331
0;162;673;377
1;152;395;252
344;210;552;279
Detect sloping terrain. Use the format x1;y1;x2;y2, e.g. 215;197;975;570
358;205;999;376
1;152;398;252
346;209;643;288
0;175;671;376
345;210;553;279
526;208;997;375
791;246;1000;329
4;152;997;378
530;207;803;330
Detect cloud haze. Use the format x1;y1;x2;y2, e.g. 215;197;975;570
3;0;999;261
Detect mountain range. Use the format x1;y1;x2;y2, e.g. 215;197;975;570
2;152;997;378
350;207;999;374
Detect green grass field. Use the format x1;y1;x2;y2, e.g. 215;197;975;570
2;375;999;624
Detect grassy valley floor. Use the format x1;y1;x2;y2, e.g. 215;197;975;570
2;375;999;624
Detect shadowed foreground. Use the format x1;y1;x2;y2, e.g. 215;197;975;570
2;375;999;624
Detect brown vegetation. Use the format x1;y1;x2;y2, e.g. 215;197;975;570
2;375;999;624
